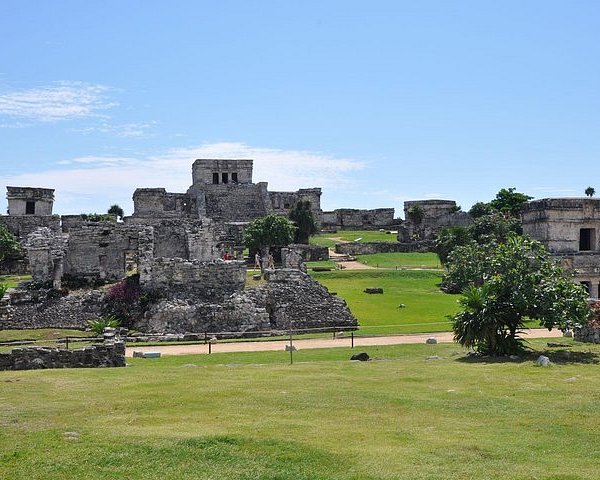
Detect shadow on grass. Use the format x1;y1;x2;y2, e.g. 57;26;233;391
456;348;600;365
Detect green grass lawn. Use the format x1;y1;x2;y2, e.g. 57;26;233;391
1;340;599;479
311;229;398;248
356;252;442;269
310;269;459;334
0;274;32;289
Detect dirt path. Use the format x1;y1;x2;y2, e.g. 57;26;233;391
125;329;563;357
328;248;375;270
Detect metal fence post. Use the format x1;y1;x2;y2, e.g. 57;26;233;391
65;337;69;350
289;331;293;365
351;331;354;349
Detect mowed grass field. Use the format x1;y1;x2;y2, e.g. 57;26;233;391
310;269;459;334
310;230;398;248
356;252;441;269
1;340;599;480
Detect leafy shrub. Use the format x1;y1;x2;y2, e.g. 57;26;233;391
0;283;8;298
104;274;143;328
80;213;116;222
88;316;121;335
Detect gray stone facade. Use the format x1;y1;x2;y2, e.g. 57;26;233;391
321;208;396;230
523;198;600;298
398;200;472;242
130;159;324;226
6;186;55;216
335;241;431;255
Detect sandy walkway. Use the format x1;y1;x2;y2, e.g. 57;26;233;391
125;329;563;357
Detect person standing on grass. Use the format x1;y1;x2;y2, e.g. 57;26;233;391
254;252;262;271
267;252;275;269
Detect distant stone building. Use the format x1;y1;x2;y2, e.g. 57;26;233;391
397;200;472;242
1;187;61;240
522;198;600;298
320;208;397;230
130;158;324;225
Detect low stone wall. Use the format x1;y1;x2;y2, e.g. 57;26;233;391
574;324;600;343
0;342;125;371
335;241;433;255
288;244;329;261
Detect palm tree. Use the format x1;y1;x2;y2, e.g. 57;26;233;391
585;187;595;198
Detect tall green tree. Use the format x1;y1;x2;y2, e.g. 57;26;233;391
108;204;125;220
449;235;589;355
489;187;532;216
0;223;22;262
433;226;471;265
288;201;318;244
468;201;494;219
434;213;522;268
243;215;296;254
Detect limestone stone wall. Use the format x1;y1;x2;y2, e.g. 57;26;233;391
195;183;272;222
0;342;125;371
321;208;396;230
64;223;148;283
245;269;357;331
137;294;271;335
2;288;104;329
139;258;246;299
287;244;329;261
26;227;67;286
131;188;196;219
0;215;61;240
398;200;472;242
335;241;432;255
269;188;323;224
574;323;600;343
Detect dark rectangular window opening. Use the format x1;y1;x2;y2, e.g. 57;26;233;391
231;172;238;183
581;281;591;295
25;200;35;215
222;172;229;184
579;228;595;251
212;173;219;184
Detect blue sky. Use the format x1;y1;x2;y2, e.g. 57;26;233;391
1;0;599;216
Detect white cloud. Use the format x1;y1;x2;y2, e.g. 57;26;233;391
70;121;156;138
0;81;117;123
0;142;366;215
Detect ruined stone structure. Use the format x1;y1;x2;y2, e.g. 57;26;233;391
7;186;55;216
321;208;397;230
398;200;472;243
0;159;376;336
522;198;600;298
335;241;430;256
1;187;61;241
130;159;323;225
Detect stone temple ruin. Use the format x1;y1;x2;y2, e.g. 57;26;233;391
522;198;600;298
0;159;362;335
